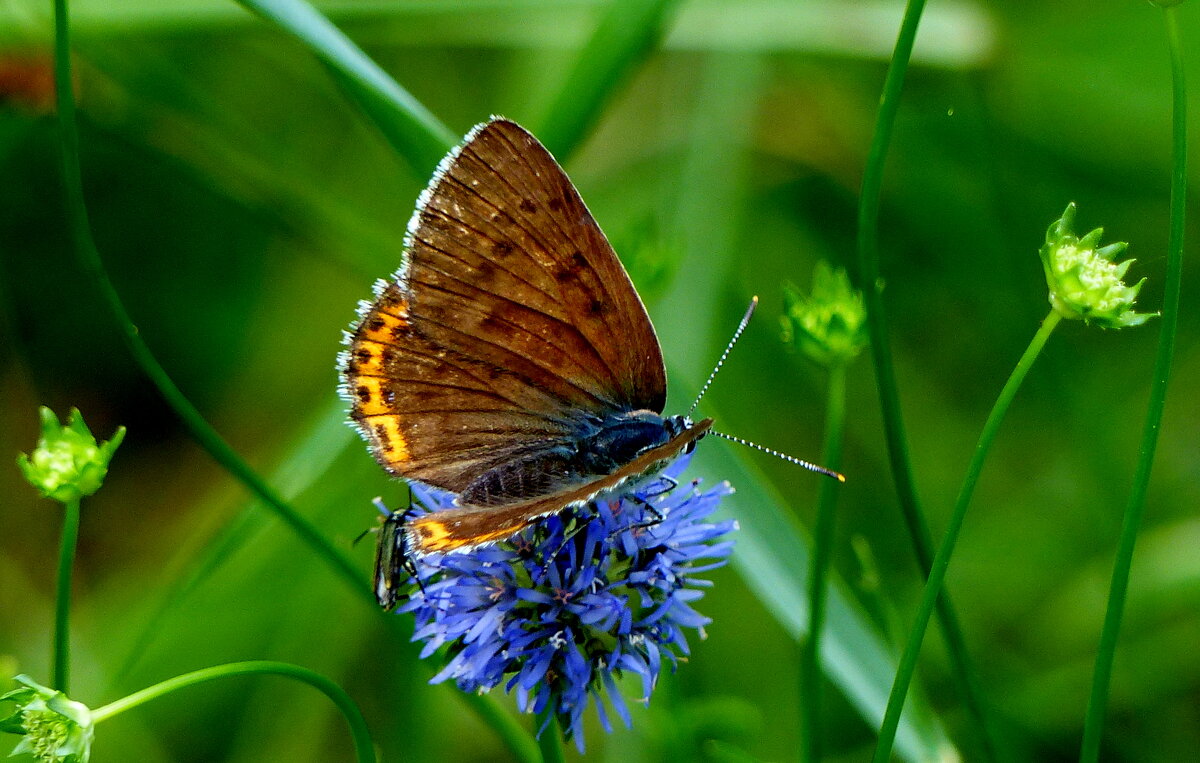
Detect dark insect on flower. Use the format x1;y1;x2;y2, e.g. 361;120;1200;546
392;455;736;751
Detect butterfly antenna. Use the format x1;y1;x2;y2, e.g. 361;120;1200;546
711;430;846;482
688;296;759;416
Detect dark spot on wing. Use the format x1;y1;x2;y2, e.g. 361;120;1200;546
374;423;393;448
556;250;590;282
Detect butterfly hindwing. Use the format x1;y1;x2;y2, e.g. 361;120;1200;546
406;419;712;554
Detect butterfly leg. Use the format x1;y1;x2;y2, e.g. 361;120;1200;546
652;474;680;495
609;475;686;539
533;513;598;582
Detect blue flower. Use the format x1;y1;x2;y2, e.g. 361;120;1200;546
394;456;736;751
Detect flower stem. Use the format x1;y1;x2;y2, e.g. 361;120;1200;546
51;0;367;602
535;707;565;763
873;310;1063;762
52;497;81;693
1079;9;1187;761
91;661;375;762
854;1;996;758
800;363;847;763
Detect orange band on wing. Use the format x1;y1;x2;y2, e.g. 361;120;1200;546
409;515;531;553
348;339;390;376
350;377;391;416
373;293;409;320
359;311;407;344
367;415;410;465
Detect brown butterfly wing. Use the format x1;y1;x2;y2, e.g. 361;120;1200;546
405;419;713;554
341;118;668;495
342;279;579;491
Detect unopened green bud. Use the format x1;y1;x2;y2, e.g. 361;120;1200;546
780;262;867;367
1038;203;1156;329
16;408;125;503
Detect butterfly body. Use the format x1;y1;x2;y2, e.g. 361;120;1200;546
458;409;692;505
342;118;708;600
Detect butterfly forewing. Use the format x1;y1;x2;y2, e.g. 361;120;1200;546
448;122;666;410
406;120;666;411
344;281;577;491
342;118;668;497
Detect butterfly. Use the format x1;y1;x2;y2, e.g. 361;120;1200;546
340;118;711;606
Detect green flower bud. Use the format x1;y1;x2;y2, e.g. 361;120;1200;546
1;675;94;763
16;408;125;503
780;262;868;368
1038;203;1156;329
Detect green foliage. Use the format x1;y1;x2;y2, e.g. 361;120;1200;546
1;1;1196;761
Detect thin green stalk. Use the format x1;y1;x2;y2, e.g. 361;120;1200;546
237;0;455;172
52;498;81;692
537;0;684;161
91;661;375;762
1080;8;1187;761
873;311;1063;763
800;364;847;763
52;0;367;603
853;1;996;758
535;706;564;763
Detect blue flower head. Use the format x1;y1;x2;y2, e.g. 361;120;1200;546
393;455;736;751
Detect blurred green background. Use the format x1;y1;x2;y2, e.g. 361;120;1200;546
2;1;1198;760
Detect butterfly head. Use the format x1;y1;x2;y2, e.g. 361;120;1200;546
664;414;705;455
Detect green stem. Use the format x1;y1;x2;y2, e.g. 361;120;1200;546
52;0;368;603
51;498;81;692
535;705;565;763
1080;9;1187;761
91;661;375;763
873;310;1063;763
854;1;996;758
800;364;847;763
